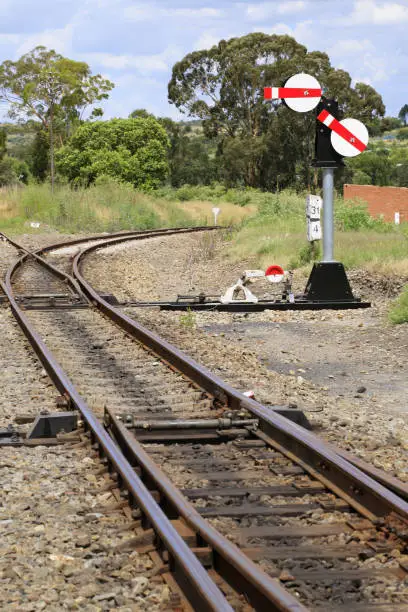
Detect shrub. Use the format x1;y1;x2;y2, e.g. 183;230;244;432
56;118;169;189
335;199;390;231
389;285;408;324
0;157;18;186
396;128;408;141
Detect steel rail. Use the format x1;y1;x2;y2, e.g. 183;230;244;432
73;233;408;524
105;407;306;612
2;230;407;609
0;230;85;298
0;282;240;611
331;445;408;503
1;227;307;611
1;226;220;308
1;226;219;258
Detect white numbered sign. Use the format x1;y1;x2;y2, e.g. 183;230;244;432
307;220;322;242
306;195;322;220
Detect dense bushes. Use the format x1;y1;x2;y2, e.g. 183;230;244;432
0;156;30;186
156;183;304;211
334;199;389;231
7;181;195;233
56;118;169;189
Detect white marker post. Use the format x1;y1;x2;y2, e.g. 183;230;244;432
212;207;220;225
306;195;322;242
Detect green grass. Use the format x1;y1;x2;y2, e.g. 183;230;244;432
389;285;408;324
2;180;407;322
0;182;255;234
2;183;407;284
226;190;408;270
0;182;197;234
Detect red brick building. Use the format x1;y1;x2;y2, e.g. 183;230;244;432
343;185;408;223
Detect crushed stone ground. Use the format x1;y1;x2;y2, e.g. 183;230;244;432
83;231;408;482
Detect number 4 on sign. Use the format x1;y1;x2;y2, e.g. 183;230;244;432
307;220;322;242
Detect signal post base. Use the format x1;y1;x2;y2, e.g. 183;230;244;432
304;261;368;305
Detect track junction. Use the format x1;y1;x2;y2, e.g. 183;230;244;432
1;228;407;611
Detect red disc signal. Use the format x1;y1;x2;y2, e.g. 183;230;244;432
265;265;285;283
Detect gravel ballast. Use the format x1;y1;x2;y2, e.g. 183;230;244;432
82;232;408;482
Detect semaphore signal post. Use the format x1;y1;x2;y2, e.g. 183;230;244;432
264;72;370;306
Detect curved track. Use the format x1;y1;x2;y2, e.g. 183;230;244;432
1;228;408;611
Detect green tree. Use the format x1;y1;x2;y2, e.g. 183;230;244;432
396;127;408;140
160;118;217;186
379;116;402;133
0;46;114;190
398;104;408;126
129;108;154;119
348;146;394;186
0;157;16;186
30;127;50;181
0;128;7;159
56;117;169;189
168;33;385;189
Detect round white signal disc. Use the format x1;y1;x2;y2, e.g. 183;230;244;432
283;73;322;113
331;118;369;157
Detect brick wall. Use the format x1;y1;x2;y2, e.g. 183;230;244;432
343;185;408;223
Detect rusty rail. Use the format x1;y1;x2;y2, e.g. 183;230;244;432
2;228;307;611
3;228;408;609
105;407;306;611
73;233;408;524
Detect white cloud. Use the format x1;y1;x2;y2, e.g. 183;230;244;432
193;31;221;50
277;1;307;15
257;20;314;47
349;0;408;24
329;39;374;56
247;1;307;21
359;53;397;82
262;21;293;35
171;8;222;18
0;34;20;45
85;45;182;75
15;24;74;57
124;3;222;21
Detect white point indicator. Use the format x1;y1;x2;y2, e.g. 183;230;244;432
331;118;369;158
283;73;321;113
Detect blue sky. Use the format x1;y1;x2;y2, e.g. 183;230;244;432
1;0;407;121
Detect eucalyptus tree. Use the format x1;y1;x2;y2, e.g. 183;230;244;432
0;46;114;189
168;33;385;189
398;104;408;126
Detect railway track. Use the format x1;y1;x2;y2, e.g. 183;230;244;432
1;228;408;611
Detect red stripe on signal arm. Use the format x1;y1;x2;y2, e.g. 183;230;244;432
264;87;321;99
317;109;330;123
277;87;321;98
317;111;367;153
